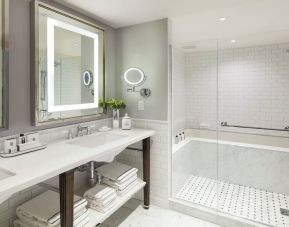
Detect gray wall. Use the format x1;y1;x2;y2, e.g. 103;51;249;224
0;0;117;137
116;19;169;121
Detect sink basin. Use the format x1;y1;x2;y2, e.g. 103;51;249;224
0;168;15;181
67;133;128;149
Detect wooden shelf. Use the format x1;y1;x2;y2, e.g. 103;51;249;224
77;178;146;226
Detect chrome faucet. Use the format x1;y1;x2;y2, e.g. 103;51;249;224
77;125;90;137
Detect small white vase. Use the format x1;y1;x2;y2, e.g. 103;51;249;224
112;109;120;129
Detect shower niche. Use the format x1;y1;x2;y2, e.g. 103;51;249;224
31;1;105;125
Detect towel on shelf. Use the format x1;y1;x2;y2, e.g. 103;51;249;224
84;184;116;200
84;184;117;213
116;179;139;197
16;209;88;227
16;190;88;227
89;201;115;213
86;191;117;207
96;161;138;182
116;168;138;184
96;162;139;197
14;214;90;227
102;174;138;191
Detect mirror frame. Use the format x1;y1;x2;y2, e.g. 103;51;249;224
0;0;9;130
30;0;106;126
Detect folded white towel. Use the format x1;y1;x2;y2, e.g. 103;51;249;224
96;162;138;181
14;215;90;227
16;209;88;227
16;190;87;226
88;199;117;213
117;179;139;197
84;184;116;200
102;174;138;191
18;208;88;227
117;168;138;183
86;191;117;208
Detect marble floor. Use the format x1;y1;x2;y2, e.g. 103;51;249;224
176;175;289;227
99;199;221;227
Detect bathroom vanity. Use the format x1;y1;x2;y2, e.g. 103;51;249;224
0;128;154;226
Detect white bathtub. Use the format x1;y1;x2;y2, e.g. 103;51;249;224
172;132;289;195
173;136;289;154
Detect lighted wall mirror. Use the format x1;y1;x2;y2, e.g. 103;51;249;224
123;67;151;97
124;68;146;87
31;1;105;125
0;0;9;129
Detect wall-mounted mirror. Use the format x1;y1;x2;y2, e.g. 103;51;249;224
0;0;9;129
123;67;151;97
31;1;105;125
124;68;146;87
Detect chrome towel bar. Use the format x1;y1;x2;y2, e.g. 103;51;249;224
220;122;289;132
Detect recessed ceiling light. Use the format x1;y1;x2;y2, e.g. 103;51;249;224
219;17;227;21
230;40;236;43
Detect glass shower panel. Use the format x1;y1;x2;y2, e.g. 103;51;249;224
171;40;219;207
217;30;289;226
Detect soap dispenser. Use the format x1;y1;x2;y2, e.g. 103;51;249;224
122;113;131;130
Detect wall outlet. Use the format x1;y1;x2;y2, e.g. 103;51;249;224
138;100;145;111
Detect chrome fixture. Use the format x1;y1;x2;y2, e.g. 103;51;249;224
77;125;90;137
221;122;289;132
123;67;152;97
88;161;96;186
76;161;100;186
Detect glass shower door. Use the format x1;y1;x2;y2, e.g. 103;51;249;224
171;39;220;210
217;30;289;226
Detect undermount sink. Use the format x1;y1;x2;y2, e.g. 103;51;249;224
67;133;128;149
0;168;15;181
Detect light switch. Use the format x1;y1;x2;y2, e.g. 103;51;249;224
138;100;145;111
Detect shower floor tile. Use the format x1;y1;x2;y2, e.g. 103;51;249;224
176;175;289;227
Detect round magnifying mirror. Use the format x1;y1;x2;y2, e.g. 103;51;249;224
123;68;146;87
83;70;93;87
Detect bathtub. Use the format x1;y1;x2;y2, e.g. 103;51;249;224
171;132;289;226
172;132;289;195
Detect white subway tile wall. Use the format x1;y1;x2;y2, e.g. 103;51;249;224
116;119;169;208
0;118;112;227
185;50;218;129
182;43;289;133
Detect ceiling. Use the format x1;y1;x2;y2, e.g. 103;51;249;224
61;0;289;49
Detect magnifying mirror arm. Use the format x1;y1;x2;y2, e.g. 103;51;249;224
126;86;151;98
127;86;139;92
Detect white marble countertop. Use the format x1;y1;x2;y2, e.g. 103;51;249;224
0;128;155;204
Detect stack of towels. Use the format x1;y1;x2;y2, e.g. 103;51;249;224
14;190;89;227
96;161;139;196
84;184;117;213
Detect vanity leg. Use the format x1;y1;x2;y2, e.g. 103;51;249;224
143;137;150;209
59;170;74;227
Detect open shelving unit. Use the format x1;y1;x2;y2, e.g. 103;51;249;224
76;178;146;226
